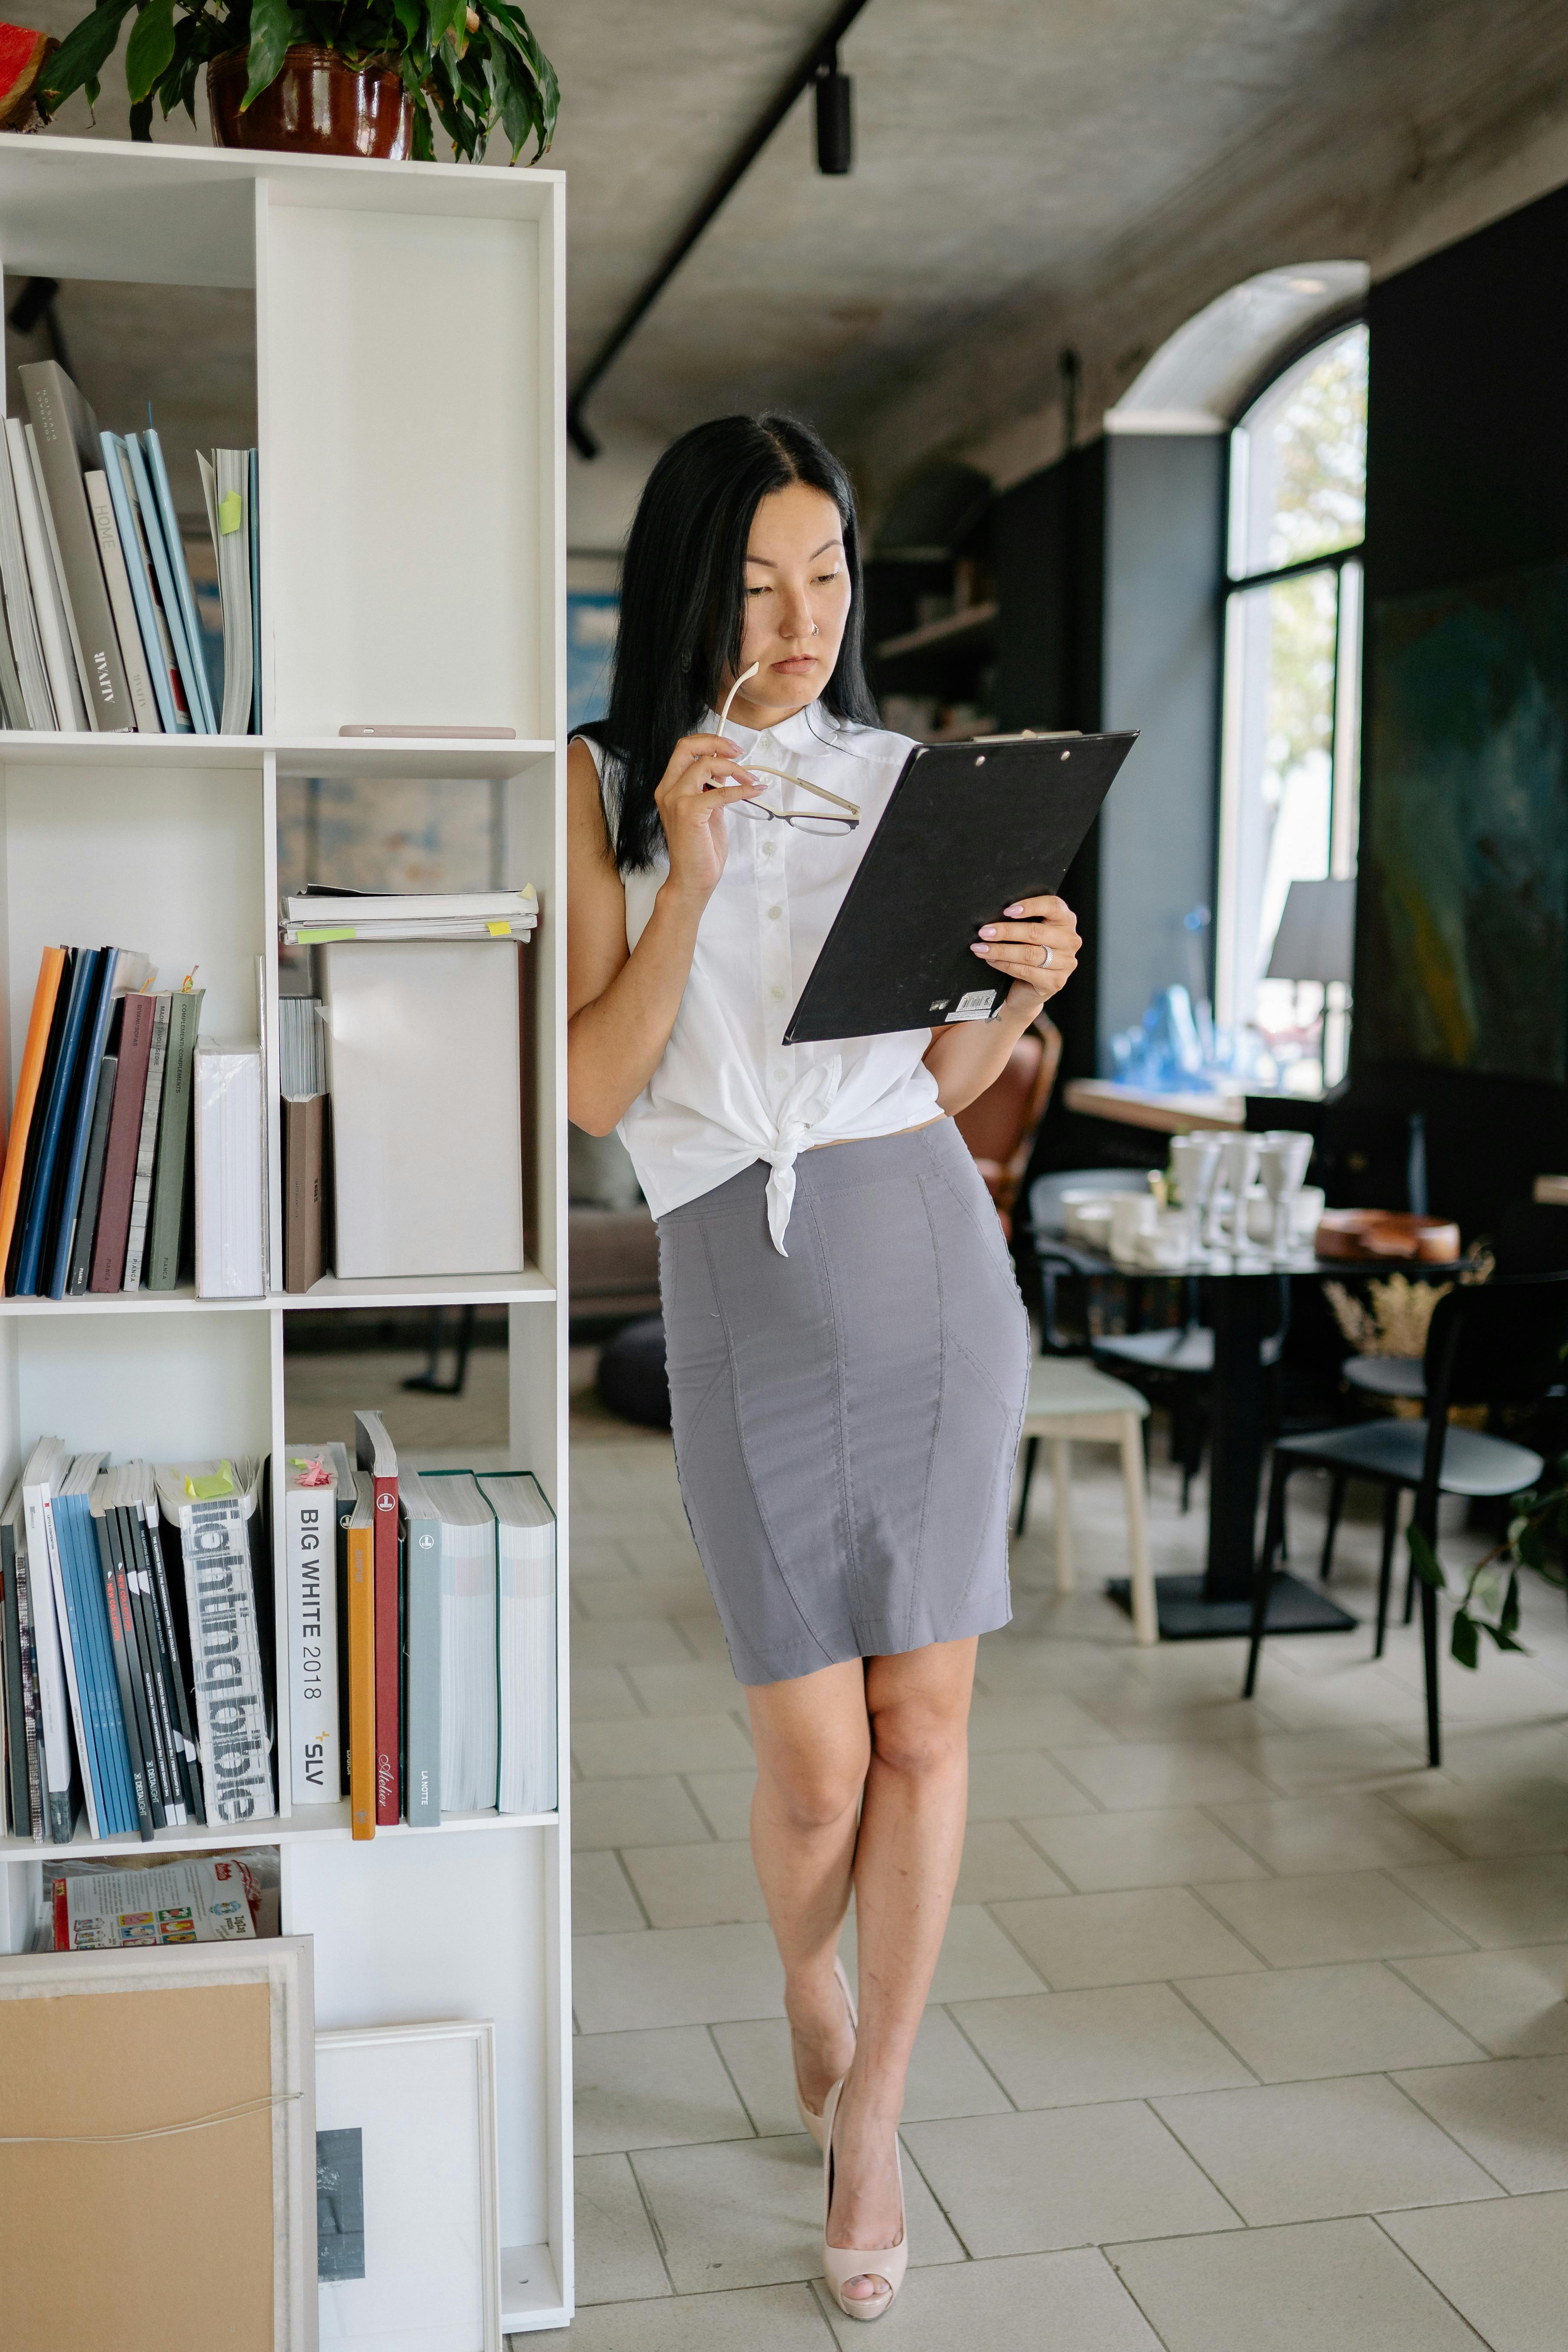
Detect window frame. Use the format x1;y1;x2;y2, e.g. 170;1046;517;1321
1214;316;1367;1087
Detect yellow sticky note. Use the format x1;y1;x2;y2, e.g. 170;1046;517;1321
185;1462;237;1500
297;926;356;943
487;920;511;937
218;490;243;535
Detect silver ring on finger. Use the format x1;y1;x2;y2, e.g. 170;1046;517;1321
1042;945;1053;968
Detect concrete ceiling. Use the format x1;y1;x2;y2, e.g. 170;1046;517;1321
17;0;1568;530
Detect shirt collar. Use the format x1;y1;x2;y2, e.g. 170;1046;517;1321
704;699;841;759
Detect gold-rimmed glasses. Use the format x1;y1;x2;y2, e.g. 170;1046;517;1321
715;665;861;834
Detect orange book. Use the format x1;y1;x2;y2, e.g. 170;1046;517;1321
0;945;65;1278
348;1470;377;1839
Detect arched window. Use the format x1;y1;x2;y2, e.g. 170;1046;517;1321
1216;322;1367;1089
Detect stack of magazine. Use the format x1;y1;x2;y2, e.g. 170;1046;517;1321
0;358;258;737
280;885;539;945
0;1447;275;1845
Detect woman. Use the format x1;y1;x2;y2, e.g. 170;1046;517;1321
567;414;1079;2321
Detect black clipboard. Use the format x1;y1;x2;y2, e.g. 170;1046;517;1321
783;730;1137;1045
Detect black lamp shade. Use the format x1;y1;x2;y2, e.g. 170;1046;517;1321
815;66;853;174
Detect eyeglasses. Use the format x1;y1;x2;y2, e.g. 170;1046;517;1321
716;666;860;834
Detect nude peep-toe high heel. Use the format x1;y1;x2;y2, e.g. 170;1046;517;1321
793;1955;858;2152
821;2076;908;2323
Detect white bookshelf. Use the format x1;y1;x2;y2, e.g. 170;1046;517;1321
0;140;572;2332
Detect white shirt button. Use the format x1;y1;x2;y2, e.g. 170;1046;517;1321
770;985;785;1002
761;839;776;856
774;1067;788;1083
768;905;782;920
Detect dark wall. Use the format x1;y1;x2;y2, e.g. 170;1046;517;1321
1358;181;1568;1236
992;439;1106;1103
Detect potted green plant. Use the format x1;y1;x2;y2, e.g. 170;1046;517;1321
1410;1458;1568;1667
40;0;558;163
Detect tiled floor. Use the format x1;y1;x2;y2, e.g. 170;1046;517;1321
546;1399;1568;2350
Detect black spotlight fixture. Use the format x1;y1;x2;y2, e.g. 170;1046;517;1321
815;52;854;174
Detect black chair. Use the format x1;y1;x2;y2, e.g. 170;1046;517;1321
1243;1273;1568;1766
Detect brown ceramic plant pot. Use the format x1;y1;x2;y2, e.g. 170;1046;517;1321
207;44;413;159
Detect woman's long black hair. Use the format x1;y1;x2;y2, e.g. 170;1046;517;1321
579;412;879;872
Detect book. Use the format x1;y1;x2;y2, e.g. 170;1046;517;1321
196;447;255;734
1;1482;32;1837
421;1472;498;1815
322;1438;353;1797
6;1487;46;1842
0;420;54;727
8;949;77;1293
85;467;160;732
51;1856;259;1949
285;885;537;941
146;985;204;1291
0;501;28;727
354;1410;400;1826
249;447;261;733
122;990;171;1290
397;1467;442;1828
54;1451;134;1839
14;947;100;1297
49;948;152;1299
90;1476;157;1838
478;1474;557;1815
282;1448;342;1807
125;1459;204;1825
123;431;211;735
13;416;89;728
0;947;66;1280
193;1039;265;1298
347;1470;375;1839
18;1438;77;1843
319;940;523;1280
66;1049;117;1296
281;1094;326;1293
18;361;136;731
90;989;154;1290
101;432;191;734
108;1487;184;1829
139;427;217;733
154;1457;276;1826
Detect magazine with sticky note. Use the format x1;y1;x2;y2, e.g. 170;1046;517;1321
782;731;1137;1046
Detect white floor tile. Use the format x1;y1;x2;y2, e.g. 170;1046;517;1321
1206;1793;1458;1874
1193;1868;1471;1966
574;2025;757;2155
952;1981;1254;2107
1393;1855;1568;1947
1176;1961;1486;2080
903;2102;1239;2256
1108;2216;1486;2351
1392;1944;1568;2056
1393;2054;1568;2191
574;1922;785;2033
627;1660;748;1717
572;1774;716;1852
632;2131;962;2291
553;2282;835;2350
621;1839;770;1929
1381;2191;1568;2352
575;1849;649;1934
712;2005;1011;2138
1049;1739;1278;1810
1151;2075;1499;2224
838;1903;1045;2003
953;1819;1072;1903
1382;1775;1568;1857
818;2246;1164;2350
684;1768;760;1841
575;2151;672;2304
574;1713;755;1781
1021;1806;1268;1891
991;1885;1264;1987
966;1748;1099;1818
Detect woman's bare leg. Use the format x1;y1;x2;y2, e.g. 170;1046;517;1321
746;1637;976;2303
745;1660;871;2118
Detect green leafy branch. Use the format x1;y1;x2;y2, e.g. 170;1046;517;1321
1407;1456;1568;1670
40;0;559;164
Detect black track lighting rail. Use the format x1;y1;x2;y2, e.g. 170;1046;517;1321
567;0;873;458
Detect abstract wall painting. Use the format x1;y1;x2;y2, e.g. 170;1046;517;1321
1361;559;1568;1081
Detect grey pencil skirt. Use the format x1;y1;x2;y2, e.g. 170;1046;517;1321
656;1116;1031;1686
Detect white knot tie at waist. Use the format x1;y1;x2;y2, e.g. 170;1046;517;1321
762;1059;842;1254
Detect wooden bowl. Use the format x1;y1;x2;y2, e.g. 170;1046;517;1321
1314;1210;1462;1264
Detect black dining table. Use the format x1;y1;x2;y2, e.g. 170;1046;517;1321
1043;1237;1466;1641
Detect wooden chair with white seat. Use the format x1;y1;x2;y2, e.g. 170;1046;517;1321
1013;1353;1157;1644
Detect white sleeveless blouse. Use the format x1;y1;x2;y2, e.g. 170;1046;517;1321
586;703;943;1253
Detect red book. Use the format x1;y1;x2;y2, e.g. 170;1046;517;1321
355;1409;401;1823
89;990;154;1290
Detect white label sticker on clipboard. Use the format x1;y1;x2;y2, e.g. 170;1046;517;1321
948;989;998;1020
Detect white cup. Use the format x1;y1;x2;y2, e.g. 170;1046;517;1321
1110;1192;1156;1264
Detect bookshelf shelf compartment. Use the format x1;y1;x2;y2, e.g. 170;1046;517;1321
0;135;573;2328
